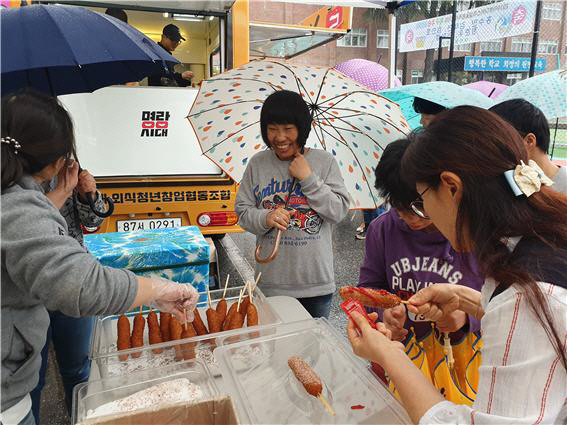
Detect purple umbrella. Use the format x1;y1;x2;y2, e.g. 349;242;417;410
464;81;508;99
335;58;401;91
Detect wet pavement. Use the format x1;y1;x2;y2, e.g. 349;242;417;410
40;211;366;424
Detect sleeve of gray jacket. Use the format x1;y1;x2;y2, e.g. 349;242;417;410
75;191;105;228
235;159;272;236
2;192;138;317
299;155;350;224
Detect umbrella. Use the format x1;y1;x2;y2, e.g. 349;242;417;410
334;58;402;91
494;69;567;120
1;4;179;96
380;81;496;129
464;81;508;99
187;60;410;210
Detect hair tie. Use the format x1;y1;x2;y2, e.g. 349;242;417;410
1;136;21;155
504;160;553;197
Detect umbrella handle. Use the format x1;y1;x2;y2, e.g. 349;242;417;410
255;229;283;264
86;191;114;218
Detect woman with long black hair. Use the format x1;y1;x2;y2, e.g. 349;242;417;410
347;106;567;424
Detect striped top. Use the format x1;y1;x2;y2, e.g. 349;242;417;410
420;277;567;424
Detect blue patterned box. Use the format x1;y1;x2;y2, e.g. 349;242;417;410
84;226;210;295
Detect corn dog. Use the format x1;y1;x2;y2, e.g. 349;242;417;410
192;309;209;336
160;312;171;342
130;313;145;358
147;310;163;354
117;315;131;361
339;286;402;309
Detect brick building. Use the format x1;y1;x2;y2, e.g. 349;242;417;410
250;1;566;85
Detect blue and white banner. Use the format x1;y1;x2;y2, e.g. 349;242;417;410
464;56;546;72
400;0;536;53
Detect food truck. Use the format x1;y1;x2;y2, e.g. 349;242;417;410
54;0;348;238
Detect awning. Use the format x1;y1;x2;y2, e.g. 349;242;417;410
49;1;235;15
249;22;346;59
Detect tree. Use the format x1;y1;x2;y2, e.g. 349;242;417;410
364;1;497;83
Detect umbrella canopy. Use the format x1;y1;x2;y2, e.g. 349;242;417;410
464;81;508;99
494;69;567;120
334;58;401;91
187;60;411;209
1;4;179;96
380;81;496;129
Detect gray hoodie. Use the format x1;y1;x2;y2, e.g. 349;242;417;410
236;148;349;298
1;175;138;413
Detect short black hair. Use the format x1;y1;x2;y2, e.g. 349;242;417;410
489;99;550;153
374;138;417;211
413;97;446;115
105;8;128;23
260;90;312;149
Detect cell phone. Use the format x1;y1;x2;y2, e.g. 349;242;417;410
341;299;377;331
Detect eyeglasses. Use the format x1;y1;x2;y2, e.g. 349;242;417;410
410;187;430;219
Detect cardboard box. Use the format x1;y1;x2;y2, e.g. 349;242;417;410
77;397;239;425
84;226;209;293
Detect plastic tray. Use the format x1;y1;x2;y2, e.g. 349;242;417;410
214;318;411;424
90;285;281;378
72;359;218;424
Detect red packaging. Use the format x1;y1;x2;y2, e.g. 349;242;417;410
340;299;377;330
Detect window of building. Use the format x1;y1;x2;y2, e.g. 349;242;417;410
337;29;367;48
538;40;558;54
507;73;524;83
376;30;389;49
411;70;423;84
511;38;532;53
453;43;472;52
542;3;562;20
479;40;502;53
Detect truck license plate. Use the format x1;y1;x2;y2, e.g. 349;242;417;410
116;218;181;232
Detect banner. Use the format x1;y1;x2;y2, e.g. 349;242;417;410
464;56;546;72
399;0;536;53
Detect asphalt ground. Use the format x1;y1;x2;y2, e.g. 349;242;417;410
39;211;366;424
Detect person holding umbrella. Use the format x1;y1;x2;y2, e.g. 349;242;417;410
413;97;446;128
347;106;567;424
147;24;193;87
1;90;199;425
235;90;349;318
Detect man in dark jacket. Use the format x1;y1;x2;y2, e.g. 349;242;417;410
148;24;193;87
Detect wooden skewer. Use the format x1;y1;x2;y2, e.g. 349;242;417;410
443;332;455;370
184;309;188;331
139;305;143;314
237;286;244;310
207;286;212;309
247;280;253;303
253;272;262;290
400;299;409;305
317;394;335;416
222;274;230;298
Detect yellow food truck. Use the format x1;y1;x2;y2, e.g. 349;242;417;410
53;0;347;239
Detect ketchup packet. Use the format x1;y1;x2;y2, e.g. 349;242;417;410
340;299;377;330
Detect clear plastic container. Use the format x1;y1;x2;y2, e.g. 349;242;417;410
90;285;281;378
72;359;218;425
214;318;411;424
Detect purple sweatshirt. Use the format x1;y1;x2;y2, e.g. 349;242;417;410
358;210;484;343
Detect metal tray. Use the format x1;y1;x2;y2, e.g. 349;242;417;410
90;285;281;378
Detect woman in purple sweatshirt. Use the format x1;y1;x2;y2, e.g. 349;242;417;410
358;139;483;346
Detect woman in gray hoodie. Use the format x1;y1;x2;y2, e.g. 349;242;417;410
0;90;199;425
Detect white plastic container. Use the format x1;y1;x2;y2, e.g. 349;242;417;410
214;318;411;424
72;359;219;424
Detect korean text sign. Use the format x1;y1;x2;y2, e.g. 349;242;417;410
399;0;536;53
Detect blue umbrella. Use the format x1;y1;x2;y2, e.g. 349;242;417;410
1;4;179;96
380;81;495;129
495;69;567;120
